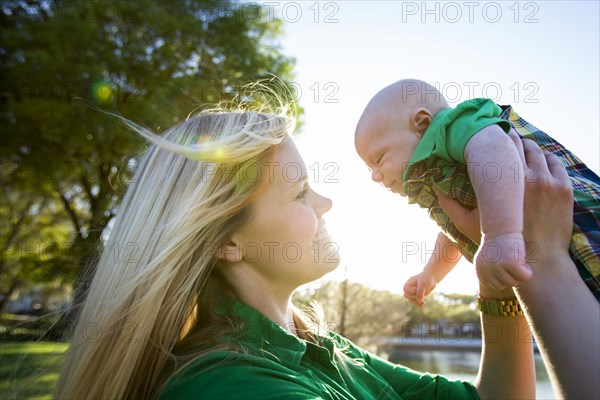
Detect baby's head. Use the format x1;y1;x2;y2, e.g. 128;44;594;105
355;79;448;195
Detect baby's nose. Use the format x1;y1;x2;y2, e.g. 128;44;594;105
371;170;383;182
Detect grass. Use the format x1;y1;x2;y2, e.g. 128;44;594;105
0;342;67;400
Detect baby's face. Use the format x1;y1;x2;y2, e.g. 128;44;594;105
355;115;422;196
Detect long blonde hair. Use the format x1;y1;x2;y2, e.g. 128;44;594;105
52;97;325;398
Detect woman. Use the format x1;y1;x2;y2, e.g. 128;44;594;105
54;101;572;399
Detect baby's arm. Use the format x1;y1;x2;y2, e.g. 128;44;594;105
464;125;532;289
403;232;461;307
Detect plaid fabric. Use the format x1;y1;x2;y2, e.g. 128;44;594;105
404;104;600;301
501;105;600;301
404;159;480;262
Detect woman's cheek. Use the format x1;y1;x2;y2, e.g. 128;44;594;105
298;209;319;243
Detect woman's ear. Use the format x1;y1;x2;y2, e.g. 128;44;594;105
412;108;433;136
216;241;243;263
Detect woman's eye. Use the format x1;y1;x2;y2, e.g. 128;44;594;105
377;155;383;165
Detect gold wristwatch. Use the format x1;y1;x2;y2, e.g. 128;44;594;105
477;296;523;316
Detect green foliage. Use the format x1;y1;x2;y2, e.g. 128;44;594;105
407;293;479;325
295;281;480;345
1;312;69;342
294;280;412;344
0;341;67;399
0;0;299;311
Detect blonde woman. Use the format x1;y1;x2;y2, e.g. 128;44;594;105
54;101;578;399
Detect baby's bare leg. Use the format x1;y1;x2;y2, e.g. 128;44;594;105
465;125;531;288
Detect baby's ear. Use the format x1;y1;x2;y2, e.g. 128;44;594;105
413;108;433;136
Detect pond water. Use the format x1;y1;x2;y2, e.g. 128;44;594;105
387;349;556;399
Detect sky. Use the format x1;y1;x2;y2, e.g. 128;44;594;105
263;0;600;295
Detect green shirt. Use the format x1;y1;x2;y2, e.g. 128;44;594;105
405;98;511;167
402;99;512;261
160;297;479;399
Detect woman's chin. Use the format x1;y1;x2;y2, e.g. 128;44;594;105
316;245;341;272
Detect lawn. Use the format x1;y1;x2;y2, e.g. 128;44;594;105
0;342;67;400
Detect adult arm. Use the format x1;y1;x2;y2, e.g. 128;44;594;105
512;139;600;399
438;133;600;399
473;285;535;399
343;316;532;400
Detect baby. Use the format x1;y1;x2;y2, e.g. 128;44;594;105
355;79;600;307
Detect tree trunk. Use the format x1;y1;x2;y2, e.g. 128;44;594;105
69;230;103;310
339;266;348;337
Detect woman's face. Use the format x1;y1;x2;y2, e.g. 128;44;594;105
230;137;340;291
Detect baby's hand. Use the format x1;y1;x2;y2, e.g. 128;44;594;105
403;270;439;307
475;232;532;290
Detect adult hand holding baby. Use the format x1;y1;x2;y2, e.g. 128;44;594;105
439;131;598;400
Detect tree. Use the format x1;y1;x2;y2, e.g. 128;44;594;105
0;173;74;312
0;0;298;312
407;293;479;323
294;280;412;347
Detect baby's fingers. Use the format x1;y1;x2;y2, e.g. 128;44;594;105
415;280;426;302
404;294;420;307
504;262;532;282
403;280;417;294
493;268;522;288
404;278;416;289
481;274;507;291
403;283;416;299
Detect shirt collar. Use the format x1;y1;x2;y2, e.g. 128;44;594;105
402;107;453;183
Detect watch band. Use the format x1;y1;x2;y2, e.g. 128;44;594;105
477;296;523;316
